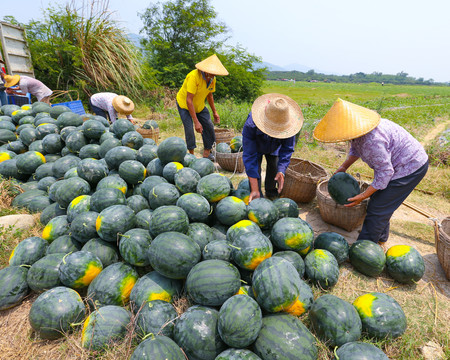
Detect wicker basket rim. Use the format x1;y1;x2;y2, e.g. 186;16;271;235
136;127;159;134
439;217;450;240
316;179;369;208
215;151;242;158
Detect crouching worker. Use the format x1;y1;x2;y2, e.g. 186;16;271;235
243;93;303;201
89;92;135;124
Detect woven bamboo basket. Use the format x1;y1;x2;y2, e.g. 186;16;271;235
215;151;245;173
215;127;235;144
436;217;450;280
280;158;328;203
316;179;369;232
136;127;159;143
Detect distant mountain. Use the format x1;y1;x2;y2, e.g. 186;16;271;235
127;33;144;49
282;63;312;72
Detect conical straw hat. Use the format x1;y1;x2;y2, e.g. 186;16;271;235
195;54;229;76
112;95;134;115
251;93;303;139
313;98;381;142
4;74;20;88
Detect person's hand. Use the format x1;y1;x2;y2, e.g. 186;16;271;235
213;112;220;125
344;193;365;207
249;190;261;202
194;120;203;134
5;88;14;94
334;165;347;174
274;172;285;193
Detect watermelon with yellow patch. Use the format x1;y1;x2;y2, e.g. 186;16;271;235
129;271;183;313
247;198;279;230
231;232;273;271
66;194;91;222
9;236;48;266
58;251;103;289
252;257;301;313
196;173;231;203
215;196;247;226
162;161;184;184
226;219;262;243
0;150;16;163
87;262;138;308
284;278;314;316
271;217;314;255
353;292;407;339
386;245;425;283
42;215;70;243
15;151;46;174
304;249;339;289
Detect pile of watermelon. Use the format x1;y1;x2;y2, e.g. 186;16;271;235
0;102;425;359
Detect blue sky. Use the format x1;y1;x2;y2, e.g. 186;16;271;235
2;0;450;82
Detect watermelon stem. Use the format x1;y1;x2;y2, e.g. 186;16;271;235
334;346;340;360
228;244;241;250
141;332;155;341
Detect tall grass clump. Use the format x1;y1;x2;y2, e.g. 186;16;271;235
24;0;156;102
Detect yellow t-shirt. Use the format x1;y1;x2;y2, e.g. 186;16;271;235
176;69;216;113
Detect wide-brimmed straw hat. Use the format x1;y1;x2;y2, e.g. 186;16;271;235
195;54;229;76
4;74;20;88
251;93;303;139
112;95;134;115
313;98;381;143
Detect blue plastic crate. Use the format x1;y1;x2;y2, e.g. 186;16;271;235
7;93;31;106
51;100;86;115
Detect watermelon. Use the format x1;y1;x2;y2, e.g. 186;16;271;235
148;205;189;237
42;215;70;242
59;251;103;289
273;250;305;278
90;188;126;213
46;235;80;255
148;231;201;279
176;192;211;223
35;162;55;180
81;305;131;351
157;136;187;164
66;194;91;222
216;349;262;359
126;194;149;213
0;266;29;310
226;219;262;243
140;175;167;199
386;245;425;283
55;177;91;208
146;158;164;176
40;202;67;225
215;196;247;226
79;144;101;159
202;240;232;261
253;314;317;360
252;257;301;313
104;146;137;170
0;129;17;145
54;108;80;123
136;144;158;166
162;161;184;183
197;173;231;203
353;292;407;339
119;159;147;185
231;232;273;271
130;271;183;311
119;228;152;266
0;150;17;163
15;151;46;174
96;175;128;194
230;135;243;153
309;294;362;347
29;286;85;340
37;176;57;192
304;249;340;289
218;294;262;348
216;142;231;153
328;172;360;205
349;240;386;277
284;278;314;316
273;197;299;218
136;209;153;229
187;222;214;251
96;205;136;243
65;130;88;153
42;133;63;154
52;155;81;178
173;305;227;360
314;232;350;264
81;238;119;267
271;217;314;254
334;341;389;360
148;182;180;209
247;198;279;230
190;157;215;177
112;118;135;138
99;137;121;158
76;158;108;185
70;211;100;243
186;259;241;306
81;119;106;139
27;253;65;293
9;236;48;266
87;262;138;307
135;300;178;339
183;153;197;167
131;335;186;360
231;188;250;205
7;140;27;154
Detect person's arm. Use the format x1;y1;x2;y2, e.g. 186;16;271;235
107;103;118;123
207;92;220;124
186;92;202;133
275;136;296;193
126;114;135;124
345;185;377;207
334;154;360;174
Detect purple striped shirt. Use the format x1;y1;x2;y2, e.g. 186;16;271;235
349;118;428;190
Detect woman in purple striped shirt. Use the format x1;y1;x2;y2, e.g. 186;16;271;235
314;99;429;245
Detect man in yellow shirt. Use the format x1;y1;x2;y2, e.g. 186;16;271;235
176;54;228;160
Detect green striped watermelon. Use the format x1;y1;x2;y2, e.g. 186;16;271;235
309;294;362;347
70;211;100;243
0;266;29;310
215;196;247;226
148;182;180;209
15;151;46;174
157;136;187;165
189;157;215;177
131;335;186;360
119;228;152;267
119;159;147;185
386;245;425;283
218;294;262;348
273;250;305;278
186;259;241;306
55;177;91;208
27;253;65;293
81;238;119;267
271;217;314;254
104;146;137;170
46;235;80;255
174;167;201;194
328;172;360;205
273;197;299;218
247;198;279;230
216;349;262;359
304;249;340;289
66;194;92;223
202;239;231;261
9;236;48;266
187;222;214;251
96;205;136;243
162;161;184;183
90;188;126;213
176;192;211;223
334;341;389;360
197;173;231;203
59;251;103;289
135;300;178;339
231;232;273;271
148;205;189;237
253;314;317;360
226;219;262;243
349;240;386;277
314;232;349;264
284;278;314;316
29;286;85;339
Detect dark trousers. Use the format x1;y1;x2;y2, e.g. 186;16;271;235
257;154;279;198
358;161;429;243
89;99;111;122
177;102;215;150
